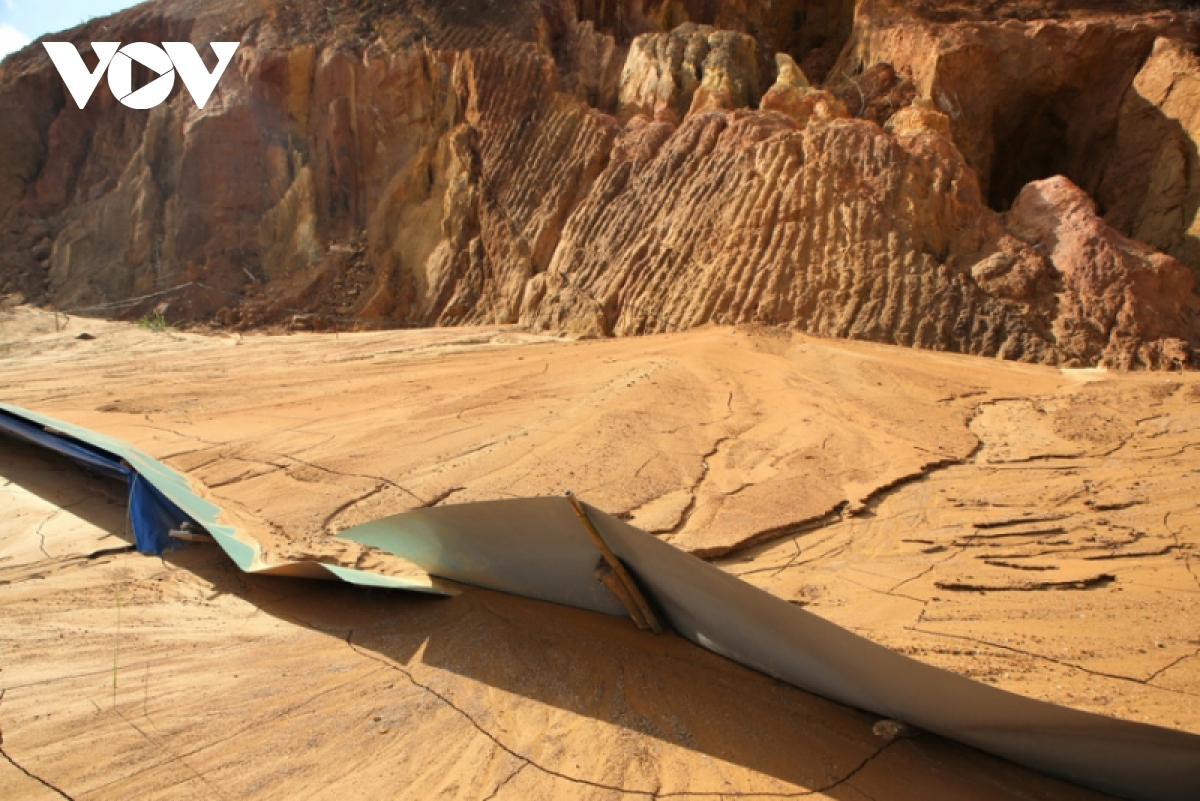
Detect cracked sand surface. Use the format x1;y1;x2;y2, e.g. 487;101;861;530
0;307;1039;566
2;439;1114;801
1;305;1198;798
723;376;1200;735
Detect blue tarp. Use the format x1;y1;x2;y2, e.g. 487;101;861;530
0;407;191;554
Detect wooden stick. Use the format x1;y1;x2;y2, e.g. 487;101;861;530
593;558;650;630
566;492;663;634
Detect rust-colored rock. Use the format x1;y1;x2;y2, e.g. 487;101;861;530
1007;176;1198;368
827;61;918;126
521;103;1070;363
1099;36;1200;281
834;4;1200;215
760;53;848;124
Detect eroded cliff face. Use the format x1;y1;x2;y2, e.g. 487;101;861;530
0;0;1199;367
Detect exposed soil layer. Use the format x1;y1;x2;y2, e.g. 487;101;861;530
1;1;1200;367
11;306;1200;799
2;306;1197;758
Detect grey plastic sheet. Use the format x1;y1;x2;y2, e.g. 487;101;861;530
342;498;1200;801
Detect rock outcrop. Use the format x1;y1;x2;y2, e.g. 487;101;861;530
0;0;1199;367
1099;36;1200;280
760;53;848;124
618;24;762;122
834;4;1200;261
1008;177;1197;368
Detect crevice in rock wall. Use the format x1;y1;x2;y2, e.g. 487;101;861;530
567;0;857;85
769;0;859;84
988;96;1071;211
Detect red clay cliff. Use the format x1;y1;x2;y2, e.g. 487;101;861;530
1;0;1198;368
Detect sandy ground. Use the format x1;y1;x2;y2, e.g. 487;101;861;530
2;304;1198;799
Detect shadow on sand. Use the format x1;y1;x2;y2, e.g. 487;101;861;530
0;436;1108;800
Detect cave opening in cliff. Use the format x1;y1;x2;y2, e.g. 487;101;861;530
988;98;1071;211
777;0;856;85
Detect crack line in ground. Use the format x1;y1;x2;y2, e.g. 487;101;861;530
33;510;60;559
888;544;965;595
164;451;225;473
76;667;386;797
343;631;656;796
112;706;235;801
321;484;385;533
905;626;1200;695
273;454;426;504
654;740;897;799
1143;648;1200;685
481;761;529;801
713;437;982;563
130;424;224;448
767;543;850;578
769;539;804;578
839;574;930;608
699;503;848;561
1164;512;1200;593
0;745;74;801
26;494;102;561
341;630;891;798
420;486;465;509
207;461;280;488
667;436;731;540
0;689;76;800
632;454;657;479
724;530;846;577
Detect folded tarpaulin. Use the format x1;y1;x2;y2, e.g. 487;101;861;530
341;498;1200;801
0;403;448;593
